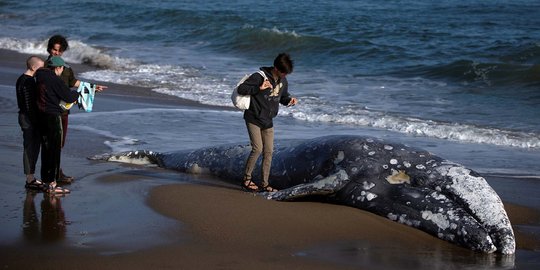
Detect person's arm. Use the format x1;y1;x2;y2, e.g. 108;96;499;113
54;76;79;103
73;80;107;92
67;67;107;92
237;73;265;95
279;80;297;106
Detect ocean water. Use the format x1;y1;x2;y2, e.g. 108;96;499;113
1;0;539;149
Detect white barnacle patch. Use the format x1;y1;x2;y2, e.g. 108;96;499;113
388;213;398;221
385;169;411;184
421;210;450;230
108;152;154;165
311;170;349;189
436;164;514;251
384;145;394;150
362;181;375;190
403;161;411;168
390;159;398;165
351;167;359;173
416;164;426;170
368;151;376;156
398;214;407;224
366;138;374;143
382;164;389;169
363;144;370;150
187;163;210;174
365;192;377;201
334;151;345;164
430;192;447;201
398;214;417;226
357;191;377;202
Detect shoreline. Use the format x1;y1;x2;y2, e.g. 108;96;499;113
1;48;539;269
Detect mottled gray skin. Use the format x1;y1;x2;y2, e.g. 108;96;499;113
101;135;515;254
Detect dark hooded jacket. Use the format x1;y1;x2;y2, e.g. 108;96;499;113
35;68;79;115
237;66;292;129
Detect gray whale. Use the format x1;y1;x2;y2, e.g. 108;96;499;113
97;135;515;254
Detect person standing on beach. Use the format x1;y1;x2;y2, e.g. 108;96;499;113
35;56;79;194
46;35;106;183
237;53;298;192
16;55;45;190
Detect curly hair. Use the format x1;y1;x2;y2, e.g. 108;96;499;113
47;35;69;54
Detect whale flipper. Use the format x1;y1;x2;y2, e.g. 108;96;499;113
269;169;350;201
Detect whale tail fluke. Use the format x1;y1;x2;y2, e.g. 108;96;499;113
89;150;164;167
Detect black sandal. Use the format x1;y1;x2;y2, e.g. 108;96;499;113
25;178;45;190
242;180;259;192
260;185;278;192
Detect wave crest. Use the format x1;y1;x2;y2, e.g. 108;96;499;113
285;108;540;149
0;37;133;69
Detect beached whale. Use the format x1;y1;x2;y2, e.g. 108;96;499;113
94;135;515;254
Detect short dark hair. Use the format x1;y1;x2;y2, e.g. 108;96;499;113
26;55;41;70
47;35;69;54
274;53;293;74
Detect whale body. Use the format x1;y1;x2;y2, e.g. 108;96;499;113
97;135;515;254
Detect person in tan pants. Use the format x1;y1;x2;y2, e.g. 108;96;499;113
236;53;298;192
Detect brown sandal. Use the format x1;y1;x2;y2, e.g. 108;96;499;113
45;181;70;194
242;180;259;192
260;185;278;192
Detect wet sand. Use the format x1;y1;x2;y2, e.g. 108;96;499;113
1;49;539;269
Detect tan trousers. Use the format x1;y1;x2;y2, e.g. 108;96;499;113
244;122;274;186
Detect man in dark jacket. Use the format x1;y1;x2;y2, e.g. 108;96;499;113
16;56;45;190
35;56;79;194
237;53;298;192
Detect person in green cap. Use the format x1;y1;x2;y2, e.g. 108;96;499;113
46;35;107;183
34;56;79;194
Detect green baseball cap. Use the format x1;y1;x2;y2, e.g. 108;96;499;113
46;56;66;67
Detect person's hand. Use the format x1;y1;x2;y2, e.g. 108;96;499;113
259;79;273;91
96;85;108;92
288;97;298;107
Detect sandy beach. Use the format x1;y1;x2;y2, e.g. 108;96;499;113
1;49;539;269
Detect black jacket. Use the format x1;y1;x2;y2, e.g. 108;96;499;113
35;68;79;115
237;66;292;129
15;74;39;121
47;55;78;116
